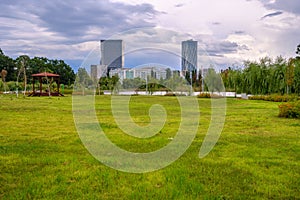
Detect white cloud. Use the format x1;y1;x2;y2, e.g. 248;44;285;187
108;0;300;68
0;0;299;70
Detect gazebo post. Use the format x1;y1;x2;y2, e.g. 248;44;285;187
39;77;42;96
32;77;35;94
57;78;60;94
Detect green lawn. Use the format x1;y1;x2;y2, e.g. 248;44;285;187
0;95;299;199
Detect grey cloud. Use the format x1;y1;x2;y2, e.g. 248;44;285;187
261;11;283;19
200;41;241;56
212;22;221;25
239;44;250;51
219;41;239;52
261;0;300;15
234;30;245;34
0;0;160;44
39;1;158;40
207;53;224;57
174;4;185;8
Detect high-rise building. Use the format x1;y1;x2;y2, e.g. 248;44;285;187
100;40;124;71
90;64;108;79
90;65;98;82
181;40;198;73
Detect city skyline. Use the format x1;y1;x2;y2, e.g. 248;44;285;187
93;38;199;80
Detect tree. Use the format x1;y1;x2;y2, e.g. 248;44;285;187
293;58;300;95
0;50;16;82
0;69;8;92
271;56;286;94
224;66;243;95
16;55;31;95
286;58;295;94
75;68;92;95
146;76;159;95
122;78;144;89
99;75;120;94
205;68;224;93
296;44;300;57
166;68;172;79
29;57;48;76
242;57;274;95
0;69;7;82
48;59;75;85
110;75;120;94
29;57;75;85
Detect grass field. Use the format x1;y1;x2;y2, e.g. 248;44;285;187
0;95;299;199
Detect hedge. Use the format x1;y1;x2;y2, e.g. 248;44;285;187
278;101;300;118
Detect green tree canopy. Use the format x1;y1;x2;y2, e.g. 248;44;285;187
0;50;75;85
0;50;16;81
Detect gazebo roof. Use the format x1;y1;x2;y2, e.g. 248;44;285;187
32;72;60;77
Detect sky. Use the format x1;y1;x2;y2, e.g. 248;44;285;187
1;0;300;71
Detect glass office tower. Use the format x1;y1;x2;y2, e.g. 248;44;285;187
181;40;198;72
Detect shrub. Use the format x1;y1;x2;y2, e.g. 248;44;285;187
164;93;176;96
6;82;17;91
198;93;211;98
197;93;223;98
164;93;186;96
249;94;299;102
63;89;73;95
278;101;300;118
249;95;264;100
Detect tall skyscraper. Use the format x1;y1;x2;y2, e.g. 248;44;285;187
100;40;124;71
181;40;198;73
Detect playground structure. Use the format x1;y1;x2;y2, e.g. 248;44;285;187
28;72;63;96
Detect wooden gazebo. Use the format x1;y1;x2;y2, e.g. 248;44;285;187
29;72;63;96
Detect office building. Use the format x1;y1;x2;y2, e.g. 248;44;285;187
90;64;108;80
90;65;98;82
109;65;169;81
100;40;124;71
181;40;198;73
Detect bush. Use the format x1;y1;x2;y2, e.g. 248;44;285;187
249;94;299;102
198;93;211;98
6;82;17;91
197;93;223;98
278;101;300;118
164;93;187;96
164;93;176;96
63;89;73;95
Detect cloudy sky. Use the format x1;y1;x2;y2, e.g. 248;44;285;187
1;0;300;71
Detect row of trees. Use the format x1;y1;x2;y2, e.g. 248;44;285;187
221;55;300;95
76;52;300;96
0;49;75;87
75;67;192;95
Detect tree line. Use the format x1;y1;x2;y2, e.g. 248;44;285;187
0;48;75;87
221;45;300;95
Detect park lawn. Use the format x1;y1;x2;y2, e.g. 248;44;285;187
0;95;299;199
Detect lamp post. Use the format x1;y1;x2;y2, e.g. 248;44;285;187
190;69;193;96
146;74;148;95
201;66;204;93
